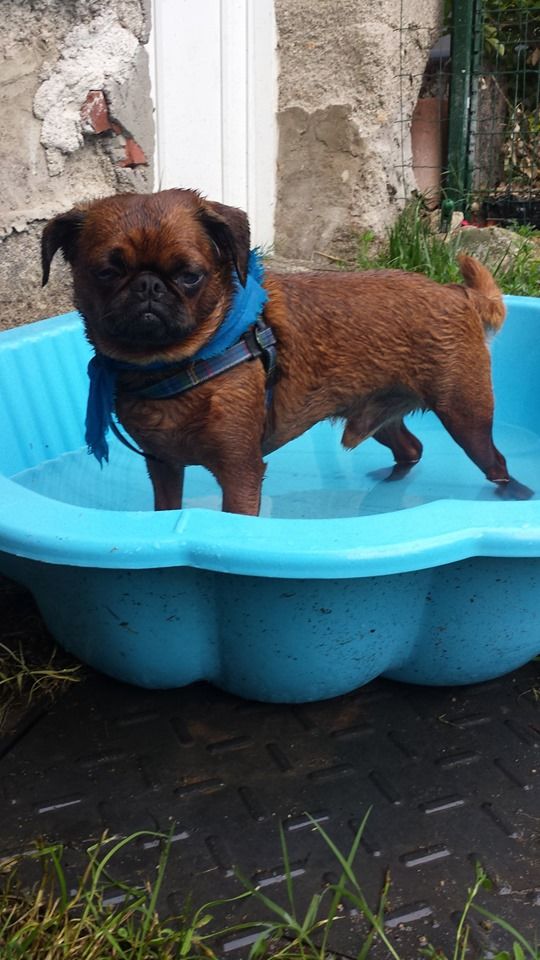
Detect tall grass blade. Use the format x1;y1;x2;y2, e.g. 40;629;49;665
279;820;296;918
310;813;402;960
316;809;370;955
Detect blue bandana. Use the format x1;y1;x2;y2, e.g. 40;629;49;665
85;249;268;465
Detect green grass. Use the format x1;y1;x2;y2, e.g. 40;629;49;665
354;201;540;297
1;819;538;959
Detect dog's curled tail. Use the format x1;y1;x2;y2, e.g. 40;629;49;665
457;252;506;332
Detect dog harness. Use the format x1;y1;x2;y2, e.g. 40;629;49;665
85;250;276;465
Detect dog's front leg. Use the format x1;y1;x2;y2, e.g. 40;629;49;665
216;456;266;516
146;457;185;511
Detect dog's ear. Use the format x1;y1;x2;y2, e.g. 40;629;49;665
198;200;250;287
41;209;87;286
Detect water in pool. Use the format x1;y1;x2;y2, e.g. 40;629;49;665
12;414;539;519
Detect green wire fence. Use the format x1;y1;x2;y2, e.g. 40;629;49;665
402;0;540;226
451;0;540;224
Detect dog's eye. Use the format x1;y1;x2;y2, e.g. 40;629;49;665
177;270;204;289
95;267;120;282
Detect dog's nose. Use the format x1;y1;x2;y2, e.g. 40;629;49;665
132;272;167;301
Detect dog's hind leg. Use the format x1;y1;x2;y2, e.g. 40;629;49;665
433;352;512;485
146;458;185;510
372;419;423;464
435;407;510;484
342;390;421;461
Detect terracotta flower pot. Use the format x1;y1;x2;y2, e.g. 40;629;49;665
411;97;449;209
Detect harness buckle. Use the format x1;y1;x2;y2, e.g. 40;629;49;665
243;322;277;379
243;325;261;360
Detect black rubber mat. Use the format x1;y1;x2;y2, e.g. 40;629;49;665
1;661;539;958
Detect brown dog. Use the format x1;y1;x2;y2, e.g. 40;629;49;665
42;188;512;514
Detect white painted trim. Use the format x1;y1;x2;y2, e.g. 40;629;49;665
246;0;277;249
147;0;160;187
220;0;249;208
148;0;277;246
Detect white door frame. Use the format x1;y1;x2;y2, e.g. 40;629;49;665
148;0;277;248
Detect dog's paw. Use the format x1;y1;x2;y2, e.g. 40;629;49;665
495;477;535;501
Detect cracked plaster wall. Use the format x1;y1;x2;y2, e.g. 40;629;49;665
0;0;153;328
274;0;442;261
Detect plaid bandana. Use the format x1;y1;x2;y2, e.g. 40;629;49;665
85;250;269;465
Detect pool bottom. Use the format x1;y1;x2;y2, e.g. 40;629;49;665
12;415;540;519
2;551;539;700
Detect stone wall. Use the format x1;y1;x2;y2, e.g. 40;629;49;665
0;0;153;328
274;0;442;261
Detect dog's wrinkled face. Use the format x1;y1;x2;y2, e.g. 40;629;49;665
42;189;250;361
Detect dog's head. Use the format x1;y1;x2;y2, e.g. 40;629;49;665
41;189;250;362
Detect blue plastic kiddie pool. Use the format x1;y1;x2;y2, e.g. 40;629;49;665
0;299;539;702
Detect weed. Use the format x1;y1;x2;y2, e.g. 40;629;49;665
0;580;81;733
0;640;79;706
385;202;463;283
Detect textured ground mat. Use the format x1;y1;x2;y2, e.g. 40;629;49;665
1;661;539;958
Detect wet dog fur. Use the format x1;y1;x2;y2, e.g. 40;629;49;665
42;188;515;514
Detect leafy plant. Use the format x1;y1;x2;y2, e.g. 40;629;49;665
384;203;463;282
355;204;462;283
443;0;540;197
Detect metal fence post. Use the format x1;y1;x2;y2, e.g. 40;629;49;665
446;0;478;209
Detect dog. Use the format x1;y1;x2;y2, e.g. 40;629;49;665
42;188;514;515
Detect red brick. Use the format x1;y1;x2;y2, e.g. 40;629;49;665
81;90;112;134
119;138;148;167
